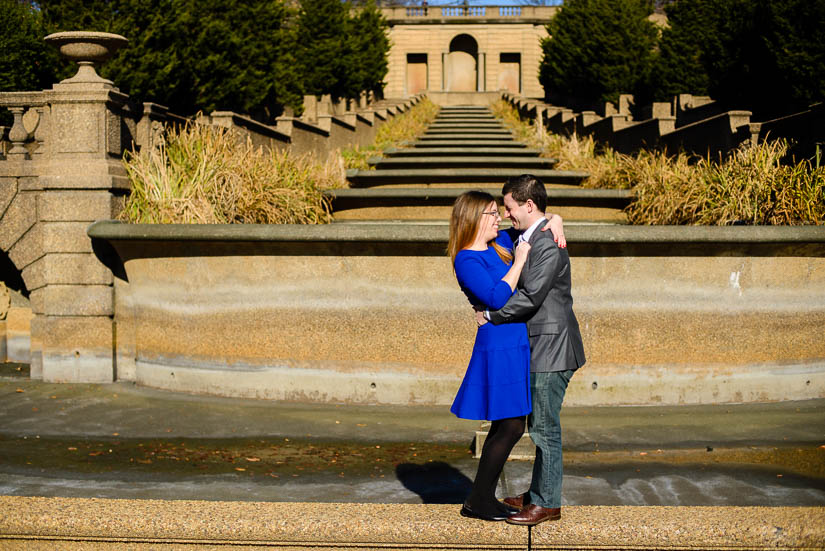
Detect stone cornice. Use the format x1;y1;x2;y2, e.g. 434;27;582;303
88;220;825;258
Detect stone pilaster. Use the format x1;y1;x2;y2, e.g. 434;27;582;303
33;33;130;383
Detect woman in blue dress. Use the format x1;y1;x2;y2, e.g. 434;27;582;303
447;190;564;521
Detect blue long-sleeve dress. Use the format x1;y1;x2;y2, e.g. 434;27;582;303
450;231;531;421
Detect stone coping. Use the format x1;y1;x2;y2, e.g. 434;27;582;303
345;168;589;186
384;147;543;156
89;221;825;258
325;187;632;200
0;497;823;549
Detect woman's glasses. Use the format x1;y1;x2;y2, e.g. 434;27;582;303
482;210;501;218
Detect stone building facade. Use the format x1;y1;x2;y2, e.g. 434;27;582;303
380;5;557;99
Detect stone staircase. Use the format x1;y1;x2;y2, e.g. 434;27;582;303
330;105;631;224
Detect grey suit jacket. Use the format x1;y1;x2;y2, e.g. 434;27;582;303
489;226;586;373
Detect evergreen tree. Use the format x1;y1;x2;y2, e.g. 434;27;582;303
0;0;59;93
652;0;825;117
296;0;352;101
38;0;305;120
650;0;715;99
348;0;390;98
539;0;658;105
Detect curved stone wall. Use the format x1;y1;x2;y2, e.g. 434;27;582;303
90;222;825;406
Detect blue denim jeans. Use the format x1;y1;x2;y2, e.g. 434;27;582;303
527;369;575;508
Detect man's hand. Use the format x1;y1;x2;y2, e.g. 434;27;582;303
475;309;488;327
540;214;566;248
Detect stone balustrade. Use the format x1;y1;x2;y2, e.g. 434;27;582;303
381;4;559;22
0;30;422;383
502;91;820;159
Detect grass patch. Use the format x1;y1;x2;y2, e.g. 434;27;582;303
491;100;825;225
120;121;338;224
341;97;440;169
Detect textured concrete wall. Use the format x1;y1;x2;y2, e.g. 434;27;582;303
92;222;825;407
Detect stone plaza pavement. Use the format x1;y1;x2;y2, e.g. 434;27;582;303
0;368;824;549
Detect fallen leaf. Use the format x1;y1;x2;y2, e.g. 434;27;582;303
15;389;24;393
112;433;119;437
246;457;261;462
67;447;77;451
639;452;648;456
235;467;246;472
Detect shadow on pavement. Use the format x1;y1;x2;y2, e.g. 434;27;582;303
396;461;472;504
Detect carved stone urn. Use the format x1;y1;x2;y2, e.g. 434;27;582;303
44;31;128;87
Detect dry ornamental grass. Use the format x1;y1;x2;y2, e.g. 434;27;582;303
341;97;440;169
492;100;825;225
120;122;340;224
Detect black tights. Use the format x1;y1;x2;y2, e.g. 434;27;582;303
466;416;525;515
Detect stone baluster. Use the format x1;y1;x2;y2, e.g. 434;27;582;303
32;106;48;159
6;107;29;158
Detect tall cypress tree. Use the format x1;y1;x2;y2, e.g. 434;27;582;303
539;0;658;106
348;0;390;98
652;0;825;118
296;0;352;101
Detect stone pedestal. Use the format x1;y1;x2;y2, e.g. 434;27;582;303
30;32;128;383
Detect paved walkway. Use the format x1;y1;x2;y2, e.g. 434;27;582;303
1;367;823;506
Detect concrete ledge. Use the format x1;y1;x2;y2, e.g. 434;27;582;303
0;497;823;549
88;221;825;257
90;221;825;405
325;188;632;214
346;168;589;186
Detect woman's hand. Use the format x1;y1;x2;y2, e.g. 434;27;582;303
501;241;531;292
514;241;531;264
540;214;566;248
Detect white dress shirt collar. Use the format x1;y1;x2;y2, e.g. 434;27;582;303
518;217;546;243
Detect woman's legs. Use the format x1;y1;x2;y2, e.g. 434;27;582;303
465;416;525;515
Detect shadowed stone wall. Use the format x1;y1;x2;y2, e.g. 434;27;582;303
90;222;825;406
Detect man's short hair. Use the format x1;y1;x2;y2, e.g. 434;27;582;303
503;174;547;213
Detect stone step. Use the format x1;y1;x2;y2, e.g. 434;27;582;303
345;168;589;187
409;140;528;148
428;123;506;129
419;135;516;142
368;156;557;170
384;147;542;157
430;118;501;123
438;106;489;110
433;114;493;119
423;129;512;136
327;187;629;224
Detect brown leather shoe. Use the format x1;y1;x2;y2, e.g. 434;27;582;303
505;504;561;526
502;492;529;509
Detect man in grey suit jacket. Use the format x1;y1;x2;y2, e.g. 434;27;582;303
478;174;586;525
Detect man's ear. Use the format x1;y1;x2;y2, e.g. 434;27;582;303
525;199;535;213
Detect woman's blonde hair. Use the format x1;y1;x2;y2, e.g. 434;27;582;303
447;191;513;265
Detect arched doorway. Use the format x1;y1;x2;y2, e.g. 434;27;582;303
446;34;478;92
